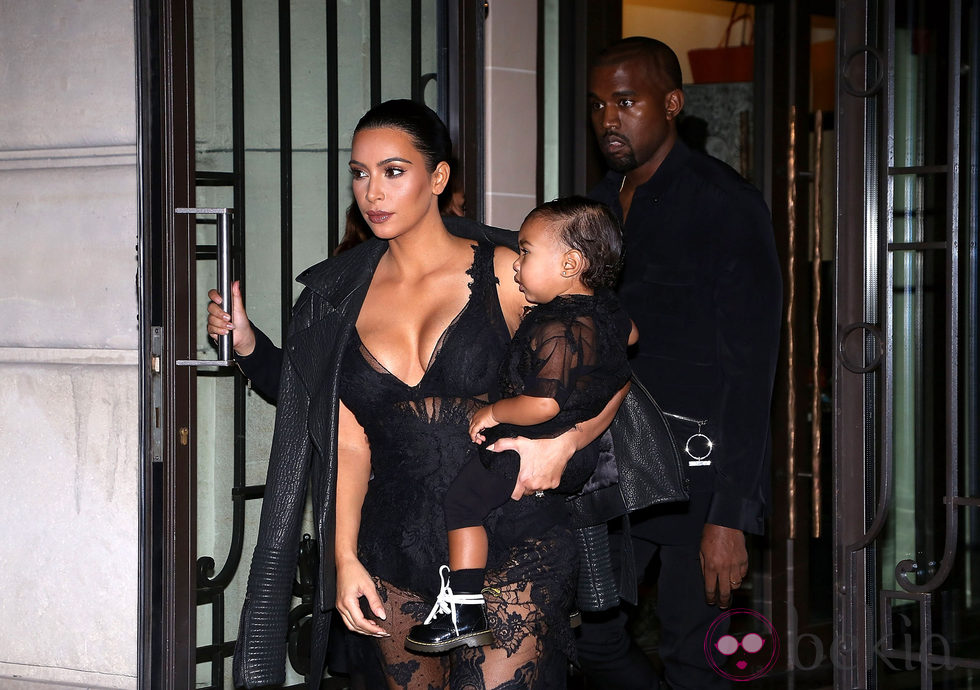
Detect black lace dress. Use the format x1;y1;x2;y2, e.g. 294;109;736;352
338;242;579;689
480;289;633;491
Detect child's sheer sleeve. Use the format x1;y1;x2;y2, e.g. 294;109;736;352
521;318;598;408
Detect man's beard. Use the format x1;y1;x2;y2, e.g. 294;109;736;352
600;133;639;173
605;152;638;173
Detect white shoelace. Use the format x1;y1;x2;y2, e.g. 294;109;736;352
423;565;486;635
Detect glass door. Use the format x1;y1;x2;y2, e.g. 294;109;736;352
834;1;979;687
142;1;454;687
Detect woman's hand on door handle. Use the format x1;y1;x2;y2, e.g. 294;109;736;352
207;280;257;357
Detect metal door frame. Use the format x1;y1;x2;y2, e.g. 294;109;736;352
834;1;976;687
135;1;486;687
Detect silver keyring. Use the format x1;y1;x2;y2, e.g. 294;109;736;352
685;433;713;461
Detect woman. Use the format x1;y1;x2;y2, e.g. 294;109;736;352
225;100;625;689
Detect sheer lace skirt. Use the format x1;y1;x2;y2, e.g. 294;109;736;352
348;526;578;690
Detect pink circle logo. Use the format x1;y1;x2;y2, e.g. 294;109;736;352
704;608;780;681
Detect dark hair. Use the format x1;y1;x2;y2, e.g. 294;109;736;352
594;37;683;92
334;201;372;255
525;196;624;289
353;99;453;174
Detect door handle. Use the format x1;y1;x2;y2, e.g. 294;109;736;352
176;207;235;367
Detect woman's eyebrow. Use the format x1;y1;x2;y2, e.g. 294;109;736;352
349;156;414;168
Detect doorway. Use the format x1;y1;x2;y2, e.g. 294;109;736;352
136;1;481;687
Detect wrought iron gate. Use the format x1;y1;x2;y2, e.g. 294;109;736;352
834;1;979;687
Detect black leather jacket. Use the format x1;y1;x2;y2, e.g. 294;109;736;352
233;218;516;688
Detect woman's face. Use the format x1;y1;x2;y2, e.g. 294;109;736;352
349;127;446;240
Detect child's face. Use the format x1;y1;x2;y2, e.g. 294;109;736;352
513;218;569;304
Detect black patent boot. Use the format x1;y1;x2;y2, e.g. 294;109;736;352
405;566;493;653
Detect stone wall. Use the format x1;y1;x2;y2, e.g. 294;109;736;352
0;1;139;687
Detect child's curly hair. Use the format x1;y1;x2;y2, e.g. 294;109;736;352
524;196;624;289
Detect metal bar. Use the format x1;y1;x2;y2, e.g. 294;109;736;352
411;0;422;102
216;212;233;361
231;0;245;304
834;1;882;685
370;0;381;107
888;165;949;175
232;484;267;499
886;241;947;251
845;0;893;556
787;104;798;540
196;171;236;185
812;109;824;539
326;0;339;254
279;0;293;345
968;2;980;587
894;0;964;599
175;208;234;366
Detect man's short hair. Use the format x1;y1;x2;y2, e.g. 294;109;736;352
594;37;683;92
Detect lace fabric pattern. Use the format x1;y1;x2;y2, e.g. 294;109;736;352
338;242;577;687
352;525;577;690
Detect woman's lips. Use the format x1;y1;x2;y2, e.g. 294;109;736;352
366;211;393;223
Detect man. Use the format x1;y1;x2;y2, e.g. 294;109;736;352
574;37;782;689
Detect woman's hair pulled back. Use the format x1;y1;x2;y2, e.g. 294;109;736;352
354;99;453;174
525;196;624;290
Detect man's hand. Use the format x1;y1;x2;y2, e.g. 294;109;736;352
700;523;748;609
207;280;256;356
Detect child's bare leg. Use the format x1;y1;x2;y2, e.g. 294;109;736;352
448;526;489;571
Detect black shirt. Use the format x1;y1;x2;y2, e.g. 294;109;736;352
589;140;782;535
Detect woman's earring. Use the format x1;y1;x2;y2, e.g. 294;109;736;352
561;271;567;277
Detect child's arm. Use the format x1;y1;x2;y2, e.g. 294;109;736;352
469;394;560;443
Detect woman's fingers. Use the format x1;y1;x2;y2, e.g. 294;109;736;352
335;584;389;637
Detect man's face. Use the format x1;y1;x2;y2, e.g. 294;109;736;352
588;55;679;176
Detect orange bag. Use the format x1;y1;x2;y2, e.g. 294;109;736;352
688;4;754;84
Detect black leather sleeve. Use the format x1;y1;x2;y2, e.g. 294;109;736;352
235;324;284;402
233;299;315;687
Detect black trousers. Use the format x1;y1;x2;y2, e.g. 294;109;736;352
575;488;732;690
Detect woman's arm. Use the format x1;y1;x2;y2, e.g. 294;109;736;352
489;381;630;500
333;400;389;637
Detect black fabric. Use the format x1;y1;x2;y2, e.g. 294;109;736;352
234;323;282;401
566;373;689;530
444;290;632;535
579;139;781;688
449;568;485;595
232;216;517;404
233;217;518;689
444;455;517;531
590;139;781;534
338;242;511;599
486;290;632;452
576;493;733;690
336;241;580;686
